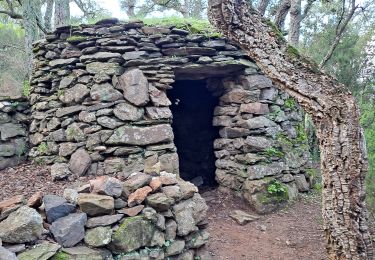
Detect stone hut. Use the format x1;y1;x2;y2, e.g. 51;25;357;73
29;18;311;213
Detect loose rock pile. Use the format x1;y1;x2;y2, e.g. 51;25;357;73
0;172;209;259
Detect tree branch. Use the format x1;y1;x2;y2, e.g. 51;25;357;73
319;0;358;68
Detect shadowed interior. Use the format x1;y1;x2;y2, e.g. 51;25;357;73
168;80;219;187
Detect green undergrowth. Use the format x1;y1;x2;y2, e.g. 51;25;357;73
141;17;222;37
260;180;289;204
361;101;375;218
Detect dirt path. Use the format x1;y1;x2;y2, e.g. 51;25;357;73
202;189;327;260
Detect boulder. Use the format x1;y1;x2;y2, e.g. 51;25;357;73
56;105;85;118
80;52;121;62
77;194;114;216
164;239;185;256
51;246;113;260
84;226;112;247
113;102;144;121
69;149;91;176
128;186;152;207
229;210;259;225
0;206;43;243
247;162;286;180
146;193;174;212
106;124;174;145
27;191;43;208
17;242;61;260
244;136;274;152
240;102;269;115
145;107;172;119
109;215;156;253
86;62;124;75
0;246;17;260
50;213;87;247
116;68;149;106
90;83;123;102
85;214;124;228
63;189;79;204
49;58;78;67
43;195;76;223
51;163;72;181
90;176;123;197
294;174;310;192
185;230;210;249
0;123;26;141
60;84;89;104
122;172;152;196
118;205;144;217
172;194;208;236
238;116;277;129
97;116;123;129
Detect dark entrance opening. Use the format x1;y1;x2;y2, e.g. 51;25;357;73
168;80;219;187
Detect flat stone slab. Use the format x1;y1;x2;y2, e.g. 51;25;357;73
106;124;173;146
229;210;260;225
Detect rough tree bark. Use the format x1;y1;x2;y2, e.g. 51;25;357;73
257;0;270;16
208;0;374;259
288;0;301;45
274;0;290;30
21;0;41;77
54;0;70;28
44;0;54;31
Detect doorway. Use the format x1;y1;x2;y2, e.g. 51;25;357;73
168;80;219;187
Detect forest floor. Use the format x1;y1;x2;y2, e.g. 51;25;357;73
0;163;364;260
202;188;327;260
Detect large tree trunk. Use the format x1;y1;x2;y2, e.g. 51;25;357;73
21;0;41;77
257;0;270;16
288;0;301;45
274;0;290;30
208;0;374;259
54;0;70;28
44;0;54;31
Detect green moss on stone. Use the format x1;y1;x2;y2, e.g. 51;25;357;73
51;252;70;260
37;142;48;154
142;17;221;37
284;98;296;109
263;147;284;158
66;35;88;43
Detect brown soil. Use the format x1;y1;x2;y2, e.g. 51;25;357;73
201;188;327;260
0;163;91;200
1;163;327;259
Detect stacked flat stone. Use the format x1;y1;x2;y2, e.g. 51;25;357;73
0;98;29;170
0;172;209;259
30;18;311;213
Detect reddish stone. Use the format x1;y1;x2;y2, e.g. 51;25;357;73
0;195;25;213
127;186;152;207
149;177;162;191
160;172;178;186
90;176;122;197
239;102;269;115
27;191;43;208
118;205;144;217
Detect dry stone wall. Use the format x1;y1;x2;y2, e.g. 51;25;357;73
0;95;29;170
0;172;209;259
30;18;311;213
